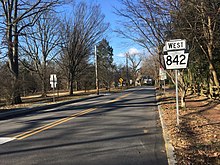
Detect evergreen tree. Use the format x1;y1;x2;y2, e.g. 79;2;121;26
97;39;114;90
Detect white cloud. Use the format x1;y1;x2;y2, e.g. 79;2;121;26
117;53;125;57
128;47;139;55
116;47;140;58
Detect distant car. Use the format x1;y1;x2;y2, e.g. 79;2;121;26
143;78;153;85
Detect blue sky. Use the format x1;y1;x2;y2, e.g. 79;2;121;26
93;0;143;65
59;0;143;65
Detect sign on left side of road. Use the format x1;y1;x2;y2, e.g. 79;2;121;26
50;74;57;82
50;74;57;88
119;78;123;84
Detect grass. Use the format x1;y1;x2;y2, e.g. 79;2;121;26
0;87;125;110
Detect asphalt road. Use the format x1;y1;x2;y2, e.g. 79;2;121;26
0;87;168;165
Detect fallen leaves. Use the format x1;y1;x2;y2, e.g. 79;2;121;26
159;90;220;164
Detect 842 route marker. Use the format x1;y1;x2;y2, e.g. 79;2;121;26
164;50;189;70
163;39;190;126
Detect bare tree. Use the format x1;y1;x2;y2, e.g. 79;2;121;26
20;11;61;97
140;54;160;85
59;2;109;95
0;0;60;104
114;0;173;87
115;0;202;108
172;0;220;95
115;0;173;55
126;52;142;86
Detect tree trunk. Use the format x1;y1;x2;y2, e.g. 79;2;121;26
180;88;186;109
207;39;219;88
207;44;219;98
11;77;22;104
5;0;22;104
10;5;22;104
41;79;47;97
179;71;187;109
69;73;74;96
199;5;220;97
208;54;219;87
41;61;47;97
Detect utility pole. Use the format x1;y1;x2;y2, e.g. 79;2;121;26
126;53;129;87
95;45;99;95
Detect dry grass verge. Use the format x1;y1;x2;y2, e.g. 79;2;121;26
0;88;125;111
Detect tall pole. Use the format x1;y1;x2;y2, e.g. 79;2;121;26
95;45;99;95
126;53;129;87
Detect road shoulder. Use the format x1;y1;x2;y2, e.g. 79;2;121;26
156;92;177;165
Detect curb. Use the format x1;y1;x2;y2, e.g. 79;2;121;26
158;103;176;165
0;94;103;120
156;91;176;165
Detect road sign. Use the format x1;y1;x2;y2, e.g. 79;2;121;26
165;39;186;51
50;74;57;82
119;78;123;84
50;82;57;88
159;67;167;80
164;50;189;70
50;74;57;88
50;74;57;102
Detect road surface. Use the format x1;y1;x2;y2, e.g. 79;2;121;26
0;87;168;165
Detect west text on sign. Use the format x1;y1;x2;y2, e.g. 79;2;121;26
165;39;186;51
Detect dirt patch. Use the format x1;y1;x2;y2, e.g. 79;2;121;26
159;90;220;164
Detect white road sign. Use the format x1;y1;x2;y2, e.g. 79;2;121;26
164;50;189;69
50;74;57;88
159;67;167;80
50;74;57;82
165;39;186;51
50;81;57;88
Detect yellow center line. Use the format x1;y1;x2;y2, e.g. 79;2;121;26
14;92;132;140
16;108;96;140
106;92;131;103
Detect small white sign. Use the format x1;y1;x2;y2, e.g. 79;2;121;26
50;74;57;88
159;67;167;80
50;82;57;88
164;50;189;69
50;74;57;82
165;39;186;51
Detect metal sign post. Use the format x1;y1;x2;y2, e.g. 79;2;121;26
175;70;179;125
